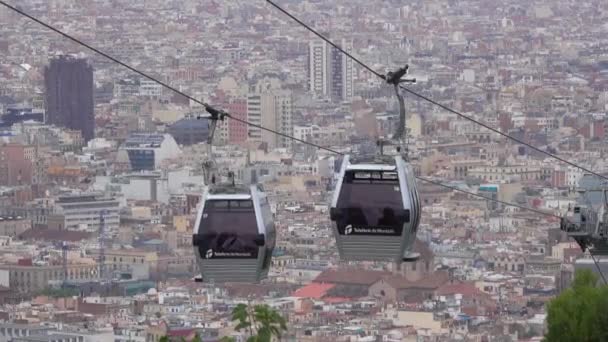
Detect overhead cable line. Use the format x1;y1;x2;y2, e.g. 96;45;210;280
265;0;384;80
590;252;608;285
0;0;341;156
0;1;560;219
416;177;561;219
265;0;608;182
0;1;212;109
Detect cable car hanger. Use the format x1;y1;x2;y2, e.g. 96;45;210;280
376;65;416;161
197;105;228;186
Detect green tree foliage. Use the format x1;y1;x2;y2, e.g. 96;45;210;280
545;269;608;342
254;305;288;341
228;303;288;342
161;304;287;342
158;333;201;342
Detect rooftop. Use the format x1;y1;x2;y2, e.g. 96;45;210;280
124;133;166;147
292;283;335;299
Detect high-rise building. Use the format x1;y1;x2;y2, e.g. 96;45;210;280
44;55;95;142
330;39;354;102
309;39;354;102
309;40;330;98
247;81;293;150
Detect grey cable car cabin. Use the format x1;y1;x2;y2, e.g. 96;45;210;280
192;184;275;284
330;154;421;262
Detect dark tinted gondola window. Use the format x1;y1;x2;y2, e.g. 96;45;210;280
198;199;260;258
336;171;405;230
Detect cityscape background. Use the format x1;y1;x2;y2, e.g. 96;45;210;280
1;0;608;341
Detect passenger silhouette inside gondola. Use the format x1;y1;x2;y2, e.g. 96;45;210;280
348;207;368;226
378;208;396;226
216;232;249;252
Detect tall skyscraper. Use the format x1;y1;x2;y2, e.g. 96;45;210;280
308;39;354;102
331;39;354;102
247;80;293;150
309;40;330;98
44;55;95;142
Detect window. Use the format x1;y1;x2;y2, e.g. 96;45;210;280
197;200;260;258
335;171;406;233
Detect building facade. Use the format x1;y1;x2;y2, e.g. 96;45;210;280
51;194;120;231
120;133;182;171
247;87;293;150
308;39;354;102
1;263;100;294
0;144;34;186
309;40;329;98
44;55;95;142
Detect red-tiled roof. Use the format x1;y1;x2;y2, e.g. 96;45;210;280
379;271;450;290
461;306;479;317
292;283;334;299
314;269;391;286
436;281;484;297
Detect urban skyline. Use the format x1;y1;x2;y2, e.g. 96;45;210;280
0;0;608;341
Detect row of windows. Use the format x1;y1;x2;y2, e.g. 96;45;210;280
107;256;145;263
11;268;97;281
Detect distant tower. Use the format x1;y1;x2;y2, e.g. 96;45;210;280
329;39;354;102
309;39;354;102
309;40;330;98
44;55;95;142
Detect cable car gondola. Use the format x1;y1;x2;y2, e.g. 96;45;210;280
192;183;275;283
329;66;421;262
330;155;421;261
191;107;276;283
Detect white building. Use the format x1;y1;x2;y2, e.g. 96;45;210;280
309;39;354;102
309;40;329;98
119;133;182;171
94;168;204;204
565;166;584;187
52;194;120;230
139;79;163;98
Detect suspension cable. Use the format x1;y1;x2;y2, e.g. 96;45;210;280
0;1;561;220
416;177;561;219
264;0;608;182
590;252;608;285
